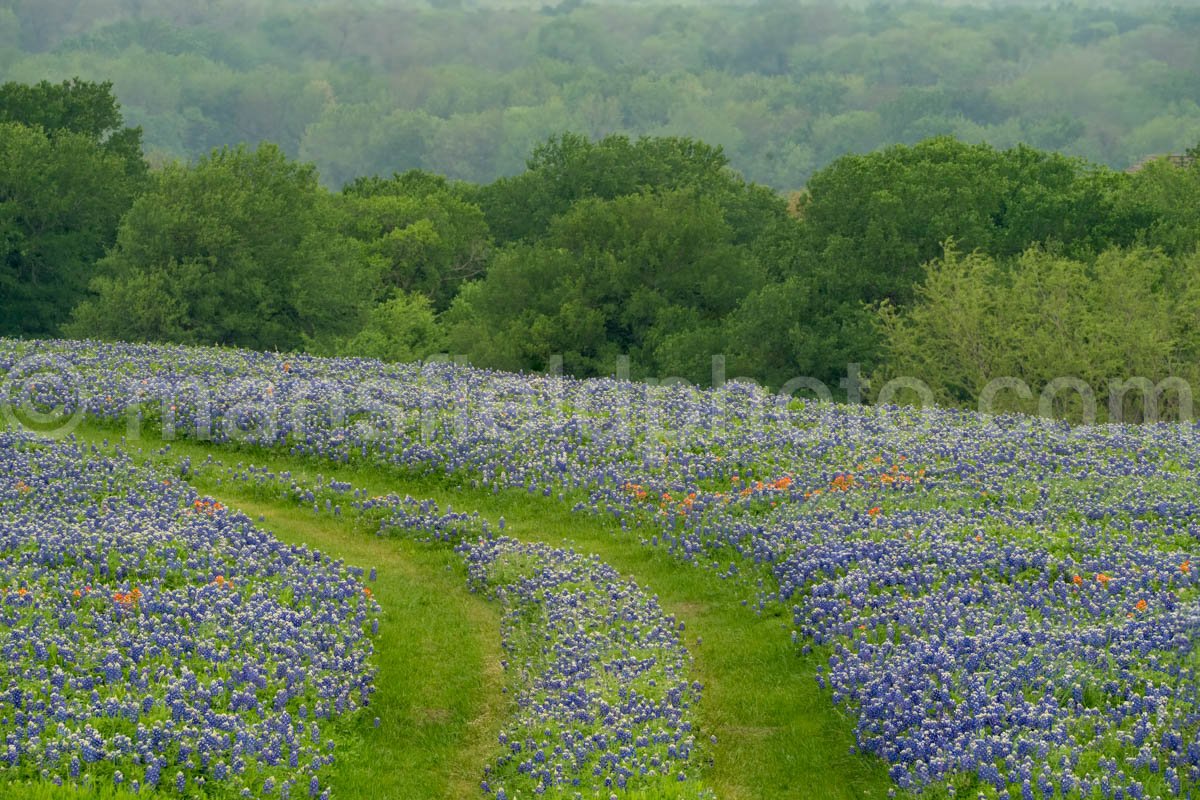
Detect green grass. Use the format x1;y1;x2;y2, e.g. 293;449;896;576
0;783;145;799
222;499;508;800
52;423;904;800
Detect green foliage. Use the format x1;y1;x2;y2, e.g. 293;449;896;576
330;290;446;364
340;170;492;310
801;137;1125;307
0;78;145;177
448;189;764;382
299;105;436;191
876;246;1005;407
3;59;1198;407
477;133;783;247
6;1;1200;189
0;79;146;337
766;137;1137;387
68;144;370;350
0;121;142;336
1111;157;1200;255
878;244;1188;421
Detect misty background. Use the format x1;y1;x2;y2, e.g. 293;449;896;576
2;0;1198;188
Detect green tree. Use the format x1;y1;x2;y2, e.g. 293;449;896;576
333;290;445;363
0;78;146;178
801;137;1122;307
477;133;787;249
340;170;491;310
0;122;142;336
875;245;1011;407
1111;157;1200;255
790;137;1133;385
447;189;764;383
68;143;370;350
878;244;1181;420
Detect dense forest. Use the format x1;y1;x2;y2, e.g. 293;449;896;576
1;0;1199;189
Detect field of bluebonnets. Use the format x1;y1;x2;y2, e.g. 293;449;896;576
0;337;1198;800
0;433;380;799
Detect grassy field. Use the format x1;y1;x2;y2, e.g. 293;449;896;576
57;422;901;800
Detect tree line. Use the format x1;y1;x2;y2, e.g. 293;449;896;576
2;0;1199;191
4;78;1200;421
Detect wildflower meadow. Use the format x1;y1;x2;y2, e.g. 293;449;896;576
0;338;1197;799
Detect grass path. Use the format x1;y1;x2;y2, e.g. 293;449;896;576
222;498;508;800
77;428;900;799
